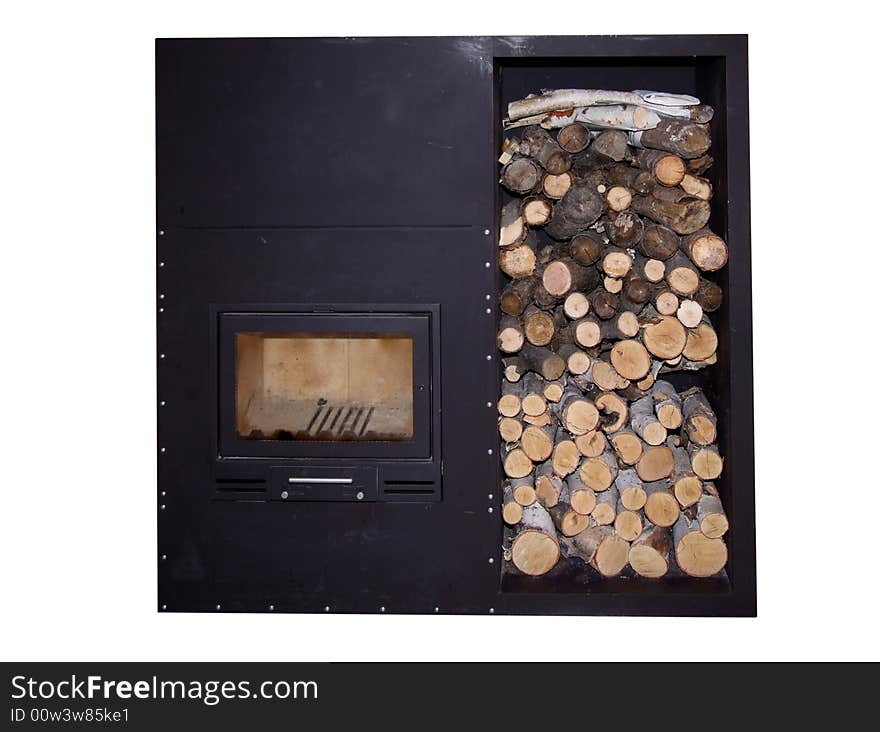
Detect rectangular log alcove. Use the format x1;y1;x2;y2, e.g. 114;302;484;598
157;35;754;616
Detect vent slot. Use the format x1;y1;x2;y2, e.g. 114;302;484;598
382;480;437;497
215;479;267;493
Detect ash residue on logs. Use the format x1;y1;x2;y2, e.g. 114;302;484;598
497;89;729;581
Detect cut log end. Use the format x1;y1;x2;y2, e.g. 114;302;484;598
676;532;727;578
511;530;560;576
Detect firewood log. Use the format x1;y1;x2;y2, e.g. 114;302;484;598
542;171;573;199
579;450;618;492
551;435;580;478
502;482;524;525
605;185;632;212
497;314;525;354
557;343;591;375
575;429;606;459
681;387;718;445
499;416;523;443
681;228;728;272
614;501;643;541
500;276;537;317
501;156;541;196
542;256;599;297
499;199;526;248
680;173;712;200
697;494;729;539
520;372;548;417
643;479;680;528
651;380;682;429
601;312;640;341
545;185;604;240
563;291;590;319
520;125;571;174
610;430;643;466
605;210;644;247
615;468;647;510
552;384;599;436
569;231;604;265
631;193;711;235
601;247;633;279
640;223;680;260
499;238;537;279
687;154;713;175
521;421;557;463
603;275;623;294
640;306;687;360
498;378;524;417
589;130;631;162
510;475;537;506
694;277;723;313
518;343;565;381
673;514;727;577
591;483;619;525
572;315;602;348
676;299;703;328
557;122;591;153
629;119;712;159
543;378;565;403
550;499;591;537
535;460;565;509
630;394;668;446
636;149;686;186
570;525;629;577
577;103;661;131
689;443;723;480
596;391;629;434
608;163;654;195
522;196;553;227
512;502;560;576
610;339;652;381
522;304;556;347
629;522;671;578
654;288;680;316
663;251;701;296
506;89;701;122
503;444;533;479
682;318;719;362
502;356;523;383
565;470;598;515
671;446;702;508
637;446;675;483
633;255;666;284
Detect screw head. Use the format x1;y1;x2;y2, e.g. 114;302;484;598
216;604;221;611
380;606;386;613
269;604;275;611
161;604;167;610
488;557;494;564
484;228;490;235
434;607;440;613
356;491;365;500
487;507;494;514
488;493;493;500
486;354;492;361
159;353;165;359
486;402;492;408
159;261;165;268
487;449;493;455
485;294;491;301
281;490;289;499
485;308;491;315
160;401;165;407
324;605;330;612
161;554;166;561
160;447;166;453
159;230;165;236
489;608;495;614
484;262;491;268
159;293;165;300
160;504;165;510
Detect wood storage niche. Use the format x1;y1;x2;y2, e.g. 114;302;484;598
495;52;752;606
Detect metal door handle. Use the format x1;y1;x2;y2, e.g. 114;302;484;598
287;477;353;484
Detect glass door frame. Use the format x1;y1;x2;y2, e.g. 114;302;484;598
217;309;435;460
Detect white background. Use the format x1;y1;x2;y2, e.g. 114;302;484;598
2;1;877;661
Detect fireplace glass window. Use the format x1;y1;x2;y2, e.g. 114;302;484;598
235;332;414;441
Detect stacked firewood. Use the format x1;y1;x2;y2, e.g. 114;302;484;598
497;89;729;579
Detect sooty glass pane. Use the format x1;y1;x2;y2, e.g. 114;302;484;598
235;332;414;441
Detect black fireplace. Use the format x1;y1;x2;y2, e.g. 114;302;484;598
156;35;754;615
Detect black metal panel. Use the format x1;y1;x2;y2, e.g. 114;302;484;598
157;36;754;616
156;37;492;229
